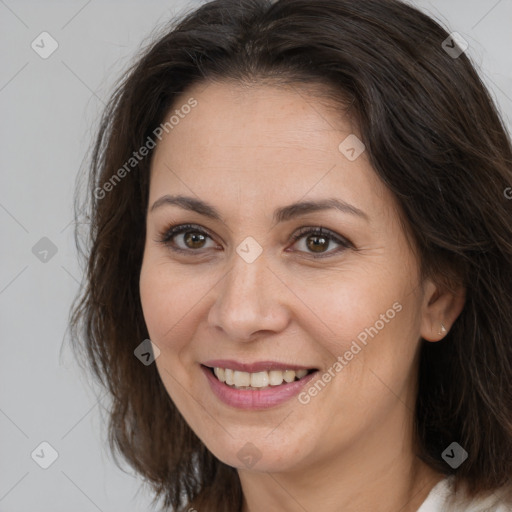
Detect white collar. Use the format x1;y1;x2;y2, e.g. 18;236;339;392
417;476;511;511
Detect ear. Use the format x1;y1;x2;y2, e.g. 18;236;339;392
420;278;466;342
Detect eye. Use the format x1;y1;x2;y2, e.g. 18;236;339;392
156;223;218;254
156;223;353;258
287;226;352;258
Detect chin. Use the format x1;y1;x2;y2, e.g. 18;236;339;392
203;434;311;473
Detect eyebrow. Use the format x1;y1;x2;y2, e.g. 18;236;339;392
149;194;369;223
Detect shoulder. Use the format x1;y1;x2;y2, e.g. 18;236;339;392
417;476;512;512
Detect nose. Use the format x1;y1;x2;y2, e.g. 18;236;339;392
207;249;290;342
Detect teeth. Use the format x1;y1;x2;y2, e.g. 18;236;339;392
283;370;296;383
212;367;311;389
233;370;251;387
250;371;269;388
296;369;308;379
213;367;225;381
269;370;284;386
225;368;234;386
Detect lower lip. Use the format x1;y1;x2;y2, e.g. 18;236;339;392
201;365;318;410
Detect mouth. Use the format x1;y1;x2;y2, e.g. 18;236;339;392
200;360;319;410
203;365;317;390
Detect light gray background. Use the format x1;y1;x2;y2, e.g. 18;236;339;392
1;1;511;510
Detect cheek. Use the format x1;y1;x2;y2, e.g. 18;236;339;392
293;268;404;353
139;250;221;360
139;254;191;349
139;257;200;407
297;266;420;403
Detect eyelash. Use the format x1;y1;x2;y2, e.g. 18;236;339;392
156;223;353;259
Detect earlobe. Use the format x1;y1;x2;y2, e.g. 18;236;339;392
420;278;466;342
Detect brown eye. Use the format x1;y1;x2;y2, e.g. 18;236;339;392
305;233;330;253
158;224;217;253
182;231;208;249
289;226;352;258
157;223;352;259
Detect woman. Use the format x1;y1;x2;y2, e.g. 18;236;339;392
70;0;512;510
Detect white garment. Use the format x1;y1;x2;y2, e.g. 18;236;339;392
417;476;512;511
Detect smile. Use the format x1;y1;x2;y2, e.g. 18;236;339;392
200;361;319;409
212;367;312;389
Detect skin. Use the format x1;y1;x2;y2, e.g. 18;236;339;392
139;79;466;512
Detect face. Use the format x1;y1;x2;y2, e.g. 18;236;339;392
139;80;438;475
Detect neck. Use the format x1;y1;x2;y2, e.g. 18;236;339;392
240;456;443;512
238;407;445;512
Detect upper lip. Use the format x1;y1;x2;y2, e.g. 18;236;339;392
202;359;317;373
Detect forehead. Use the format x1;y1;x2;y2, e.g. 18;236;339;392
149;80;394;223
170;79;354;144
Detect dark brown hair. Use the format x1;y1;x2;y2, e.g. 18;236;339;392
69;0;512;510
